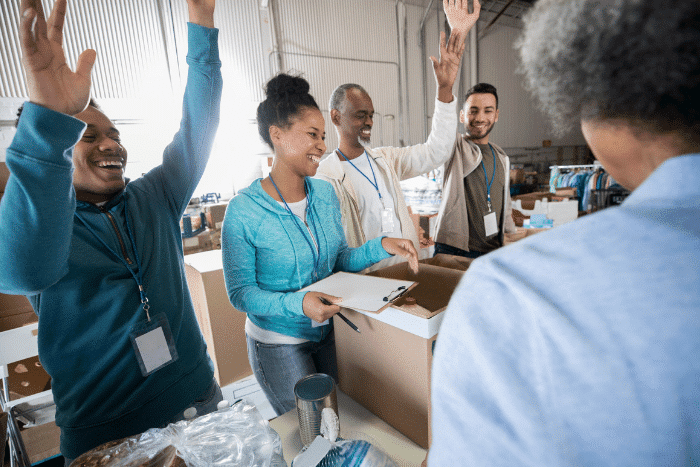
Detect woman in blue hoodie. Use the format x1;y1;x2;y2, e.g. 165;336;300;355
221;74;418;415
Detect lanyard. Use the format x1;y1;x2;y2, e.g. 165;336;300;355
337;149;383;202
74;193;151;321
481;143;497;212
268;175;322;281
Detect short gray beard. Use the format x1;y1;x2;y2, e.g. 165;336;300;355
358;135;372;148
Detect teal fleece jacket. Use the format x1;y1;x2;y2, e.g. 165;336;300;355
0;24;222;459
221;178;390;341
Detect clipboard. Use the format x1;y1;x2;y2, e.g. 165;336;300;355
299;272;418;314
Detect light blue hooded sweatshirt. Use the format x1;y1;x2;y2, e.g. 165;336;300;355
221;177;390;341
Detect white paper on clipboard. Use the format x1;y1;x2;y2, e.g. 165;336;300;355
300;272;416;313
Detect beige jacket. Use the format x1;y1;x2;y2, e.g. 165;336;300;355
315;98;457;260
434;136;517;252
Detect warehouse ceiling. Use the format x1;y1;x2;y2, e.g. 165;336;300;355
402;0;536;20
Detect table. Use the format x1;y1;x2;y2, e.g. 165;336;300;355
269;390;427;466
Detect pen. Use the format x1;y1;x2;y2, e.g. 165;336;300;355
319;297;361;334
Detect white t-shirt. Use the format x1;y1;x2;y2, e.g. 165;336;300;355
339;150;402;241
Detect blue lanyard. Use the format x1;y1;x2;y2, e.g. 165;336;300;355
337;149;382;201
74;193;151;320
481;143;497;212
268;175;322;281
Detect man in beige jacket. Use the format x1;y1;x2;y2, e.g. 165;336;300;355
434;83;516;259
316;0;480;270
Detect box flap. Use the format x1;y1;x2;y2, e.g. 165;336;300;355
367;263;464;318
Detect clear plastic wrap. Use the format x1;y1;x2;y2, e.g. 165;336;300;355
71;400;287;467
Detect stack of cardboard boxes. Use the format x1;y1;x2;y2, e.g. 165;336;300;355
182;201;228;255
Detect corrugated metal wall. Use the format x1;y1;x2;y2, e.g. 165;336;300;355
0;0;172;104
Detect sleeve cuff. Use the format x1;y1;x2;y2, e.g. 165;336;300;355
13;102;86;166
186;22;221;64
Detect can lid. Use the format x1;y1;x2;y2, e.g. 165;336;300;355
294;373;335;401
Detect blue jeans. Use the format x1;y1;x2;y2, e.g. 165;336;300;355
247;328;337;416
64;379;222;466
434;242;484;259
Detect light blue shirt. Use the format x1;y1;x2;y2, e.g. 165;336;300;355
429;154;700;466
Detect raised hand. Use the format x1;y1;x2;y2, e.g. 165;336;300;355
430;30;466;102
19;0;96;116
381;237;420;274
187;0;216;28
444;0;481;37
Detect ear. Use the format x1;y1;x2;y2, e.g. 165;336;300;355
330;109;341;126
494;109;499;123
269;125;282;145
459;109;466;124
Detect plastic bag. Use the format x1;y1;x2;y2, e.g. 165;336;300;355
71;400;287;467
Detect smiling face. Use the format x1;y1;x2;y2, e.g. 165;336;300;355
461;93;499;144
271;106;327;177
333;88;375;149
73;106;127;203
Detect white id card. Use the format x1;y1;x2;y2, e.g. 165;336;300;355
130;312;178;377
484;211;498;237
381;207;395;233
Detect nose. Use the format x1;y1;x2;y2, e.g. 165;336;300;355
318;138;327;153
364;115;373;126
98;136;122;153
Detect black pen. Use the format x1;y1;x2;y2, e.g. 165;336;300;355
319;297;361;334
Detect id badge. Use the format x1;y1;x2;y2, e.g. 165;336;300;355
484;211;498;237
381;207;395;233
129;312;178;377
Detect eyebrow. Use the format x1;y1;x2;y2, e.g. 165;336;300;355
85;124;120;135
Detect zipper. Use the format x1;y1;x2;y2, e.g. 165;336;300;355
303;219;319;253
99;206;133;265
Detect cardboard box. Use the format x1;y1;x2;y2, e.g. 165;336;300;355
0;161;10;191
204;202;229;232
183;230;214;255
184;251;252;388
0;292;36;332
420;253;473;271
20;421;61;465
334;262;465;449
7;355;51;401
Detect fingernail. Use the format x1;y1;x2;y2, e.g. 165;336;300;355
23;8;32;18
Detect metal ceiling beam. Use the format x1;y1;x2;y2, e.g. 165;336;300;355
478;0;517;39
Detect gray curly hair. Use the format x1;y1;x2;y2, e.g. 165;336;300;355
517;0;700;149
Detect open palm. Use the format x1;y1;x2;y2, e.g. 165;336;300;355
444;0;482;36
20;0;95;115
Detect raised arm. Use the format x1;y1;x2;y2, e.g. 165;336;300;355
187;0;215;28
430;0;480;103
150;0;222;214
0;0;96;294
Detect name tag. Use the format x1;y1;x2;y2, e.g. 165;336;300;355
484;211;498;237
130;313;178;377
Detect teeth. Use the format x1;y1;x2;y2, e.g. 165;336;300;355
97;160;123;168
307;155;320;164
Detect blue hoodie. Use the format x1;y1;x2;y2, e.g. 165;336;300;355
221;177;390;341
0;24;222;459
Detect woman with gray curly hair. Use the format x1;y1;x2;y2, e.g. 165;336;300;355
428;0;700;465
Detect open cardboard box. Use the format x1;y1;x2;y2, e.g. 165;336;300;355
333;262;465;449
0;292;37;333
184;251;252;388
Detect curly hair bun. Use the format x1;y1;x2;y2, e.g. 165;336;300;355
265;73;310;100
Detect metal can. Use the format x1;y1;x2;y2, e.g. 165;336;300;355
294;373;338;447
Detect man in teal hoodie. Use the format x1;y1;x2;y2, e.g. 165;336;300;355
0;0;222;461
